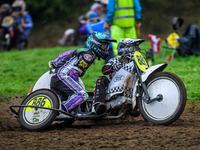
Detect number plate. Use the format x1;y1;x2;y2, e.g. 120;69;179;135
25;96;52;112
24;96;52;124
134;51;149;72
2;16;14;26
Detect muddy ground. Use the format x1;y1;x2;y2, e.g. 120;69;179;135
0;99;199;150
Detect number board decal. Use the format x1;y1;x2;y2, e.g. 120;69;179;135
2;16;14;26
134;51;149;72
25;96;52;112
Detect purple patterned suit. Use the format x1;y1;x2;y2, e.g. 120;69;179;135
50;48;96;112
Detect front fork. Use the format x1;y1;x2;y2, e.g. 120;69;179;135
135;63;163;104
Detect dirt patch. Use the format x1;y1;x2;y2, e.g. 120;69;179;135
0;99;200;150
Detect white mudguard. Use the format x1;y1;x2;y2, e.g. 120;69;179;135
106;68;134;100
32;70;85;92
141;63;167;82
131;63;167;110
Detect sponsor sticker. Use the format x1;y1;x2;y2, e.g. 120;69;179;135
84;54;92;61
78;60;88;69
114;75;125;82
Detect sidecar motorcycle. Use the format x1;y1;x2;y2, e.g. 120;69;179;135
10;39;187;131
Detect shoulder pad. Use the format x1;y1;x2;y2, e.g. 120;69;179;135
76;48;89;53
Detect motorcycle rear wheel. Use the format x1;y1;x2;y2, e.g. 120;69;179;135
138;72;187;125
19;89;59;131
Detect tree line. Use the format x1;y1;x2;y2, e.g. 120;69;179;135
1;0;200;38
0;0;93;23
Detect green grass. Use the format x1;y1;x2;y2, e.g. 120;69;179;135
0;46;104;101
0;42;199;102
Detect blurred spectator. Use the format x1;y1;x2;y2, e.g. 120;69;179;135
104;0;142;56
58;28;75;46
11;0;33;49
0;3;11;24
90;0;108;21
58;13;89;46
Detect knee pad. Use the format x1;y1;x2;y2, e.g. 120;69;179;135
80;90;88;101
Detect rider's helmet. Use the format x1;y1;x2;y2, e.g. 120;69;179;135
117;38;145;63
0;4;11;15
117;38;135;55
117;38;144;55
100;0;108;5
86;32;117;59
12;0;26;13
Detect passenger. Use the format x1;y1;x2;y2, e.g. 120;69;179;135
50;32;117;114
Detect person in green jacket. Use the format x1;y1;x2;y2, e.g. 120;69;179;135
104;0;142;56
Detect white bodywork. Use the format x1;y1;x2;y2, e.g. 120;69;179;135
32;64;167;111
141;64;167;82
106;68;134;100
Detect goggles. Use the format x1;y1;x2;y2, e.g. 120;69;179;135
12;6;22;12
101;43;109;51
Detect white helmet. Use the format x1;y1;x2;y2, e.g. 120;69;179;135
100;0;108;5
0;4;11;14
12;0;26;11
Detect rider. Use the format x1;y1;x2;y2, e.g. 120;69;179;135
11;0;33;49
50;32;117;114
94;39;139;114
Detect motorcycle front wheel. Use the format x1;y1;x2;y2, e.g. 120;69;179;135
138;72;187;125
19;89;59;131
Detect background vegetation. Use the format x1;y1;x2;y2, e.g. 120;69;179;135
1;0;200;48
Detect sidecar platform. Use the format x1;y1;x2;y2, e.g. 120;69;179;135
9;104;107;121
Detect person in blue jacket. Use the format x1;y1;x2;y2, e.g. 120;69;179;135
104;0;142;56
12;0;33;49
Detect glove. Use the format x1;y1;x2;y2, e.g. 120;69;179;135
108;57;123;71
69;68;79;82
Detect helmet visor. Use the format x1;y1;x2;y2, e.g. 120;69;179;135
12;6;22;12
117;42;126;55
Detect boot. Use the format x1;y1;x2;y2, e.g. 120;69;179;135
95;103;107;115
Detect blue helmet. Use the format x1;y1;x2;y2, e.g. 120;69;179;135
86;32;117;59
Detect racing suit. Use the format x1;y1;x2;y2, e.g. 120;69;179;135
94;55;139;116
50;48;96;112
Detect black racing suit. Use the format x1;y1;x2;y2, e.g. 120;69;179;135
93;57;123;104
